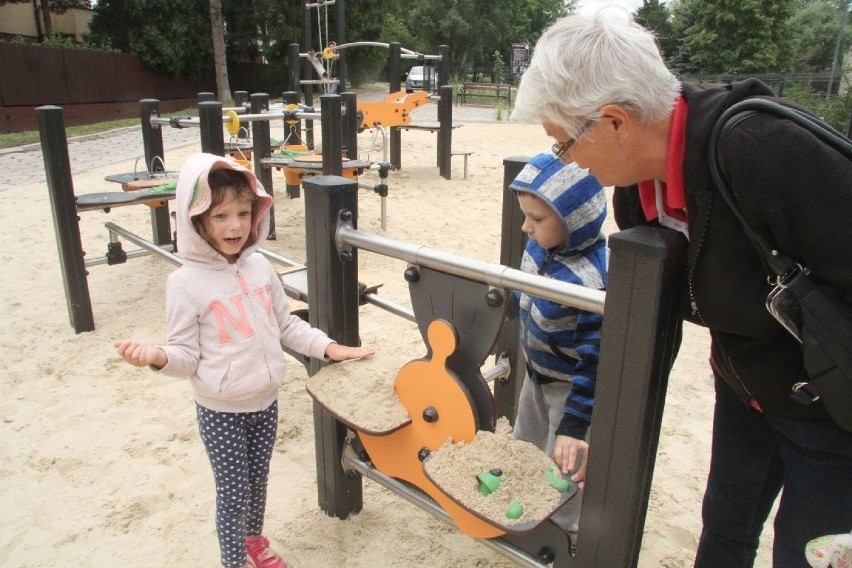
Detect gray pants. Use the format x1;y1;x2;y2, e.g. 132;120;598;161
512;375;585;534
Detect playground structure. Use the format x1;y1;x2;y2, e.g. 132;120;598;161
36;92;397;333
289;167;686;567
39;94;688;563
293;0;461;176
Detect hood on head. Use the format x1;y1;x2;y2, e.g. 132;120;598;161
510;151;606;254
175;153;273;265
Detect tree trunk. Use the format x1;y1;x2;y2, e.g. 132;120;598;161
39;0;53;37
209;0;232;102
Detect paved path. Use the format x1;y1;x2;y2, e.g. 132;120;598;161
0;93;500;193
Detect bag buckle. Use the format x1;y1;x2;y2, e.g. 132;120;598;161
791;381;820;405
769;263;808;288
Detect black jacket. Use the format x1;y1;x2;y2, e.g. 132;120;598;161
613;79;852;419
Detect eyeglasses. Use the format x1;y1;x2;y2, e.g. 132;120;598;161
551;118;595;160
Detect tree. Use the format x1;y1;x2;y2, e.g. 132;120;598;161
0;0;91;40
635;0;676;60
403;0;572;77
210;0;232;101
680;0;797;73
666;0;699;73
89;0;213;81
790;0;852;71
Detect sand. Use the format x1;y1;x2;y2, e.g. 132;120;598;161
0;112;775;566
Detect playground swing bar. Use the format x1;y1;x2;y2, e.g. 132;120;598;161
149;109;326;131
336;225;606;314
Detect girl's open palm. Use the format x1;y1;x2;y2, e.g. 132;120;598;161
114;339;166;368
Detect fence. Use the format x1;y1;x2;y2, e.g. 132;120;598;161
0;43;290;133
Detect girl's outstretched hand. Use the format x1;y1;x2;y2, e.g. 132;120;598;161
325;343;376;362
114;339;167;369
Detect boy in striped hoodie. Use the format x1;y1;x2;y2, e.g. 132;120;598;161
510;150;607;537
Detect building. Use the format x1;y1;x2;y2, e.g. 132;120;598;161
0;3;94;43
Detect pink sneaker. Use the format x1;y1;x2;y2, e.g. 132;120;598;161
245;535;287;568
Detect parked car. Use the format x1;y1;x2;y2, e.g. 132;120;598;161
405;66;438;92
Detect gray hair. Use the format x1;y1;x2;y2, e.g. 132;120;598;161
511;12;681;138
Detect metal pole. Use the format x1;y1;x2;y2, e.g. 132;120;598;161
233;91;250;139
37;105;94;333
336;0;347;92
250;93;275;239
303;175;363;519
105;222;182;266
576;227;686;568
342;91;358;160
320;94;343;176
198;100;225;155
493;156;530;423
438;85;453;178
140;99;172;246
336;226;606;314
289;43;301;94
302;0;315;150
389;42;402;170
438;44;450;88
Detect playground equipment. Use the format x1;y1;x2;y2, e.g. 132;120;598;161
292;164;687;567
40;96;689;563
150;93;394;228
35;93;387;333
292;0;457;175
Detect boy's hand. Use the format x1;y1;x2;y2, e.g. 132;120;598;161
113;339;167;369
325;343;376;362
553;434;589;488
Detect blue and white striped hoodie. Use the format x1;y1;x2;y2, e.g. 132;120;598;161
511;151;607;439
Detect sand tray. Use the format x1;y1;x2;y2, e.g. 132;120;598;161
306;355;411;435
423;429;579;534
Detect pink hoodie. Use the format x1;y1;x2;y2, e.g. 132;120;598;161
157;153;332;412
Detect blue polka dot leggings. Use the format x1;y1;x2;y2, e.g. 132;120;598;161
196;401;278;568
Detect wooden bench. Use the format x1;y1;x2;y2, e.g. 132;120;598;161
457;83;512;106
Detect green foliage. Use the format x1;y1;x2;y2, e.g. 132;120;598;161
0;34;118;52
680;0;798;73
89;0;213;80
635;0;676;59
0;0;91;9
781;80;851;131
790;0;852;72
492;50;507;84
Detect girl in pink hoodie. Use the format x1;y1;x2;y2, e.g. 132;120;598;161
115;153;374;568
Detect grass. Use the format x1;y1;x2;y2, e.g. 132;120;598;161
0;107;200;151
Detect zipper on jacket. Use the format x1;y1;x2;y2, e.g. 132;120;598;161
686;196;712;326
726;351;763;412
538;249;557;275
235;267;275;385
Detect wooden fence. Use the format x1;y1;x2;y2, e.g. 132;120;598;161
0;43;289;133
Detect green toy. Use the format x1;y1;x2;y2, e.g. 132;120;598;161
477;469;503;496
506;501;523;520
546;467;571;493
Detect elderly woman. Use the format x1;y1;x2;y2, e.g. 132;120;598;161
511;12;852;568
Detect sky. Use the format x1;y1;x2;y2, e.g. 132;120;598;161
576;0;646;16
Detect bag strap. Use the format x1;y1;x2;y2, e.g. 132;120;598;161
707;98;852;280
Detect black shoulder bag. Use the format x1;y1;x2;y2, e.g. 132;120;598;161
708;98;852;433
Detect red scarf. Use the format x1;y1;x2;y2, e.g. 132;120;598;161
638;96;687;223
